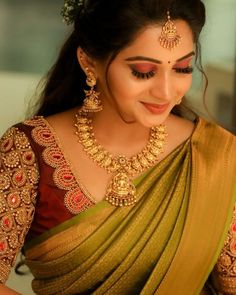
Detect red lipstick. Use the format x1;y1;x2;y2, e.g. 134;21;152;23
141;102;169;114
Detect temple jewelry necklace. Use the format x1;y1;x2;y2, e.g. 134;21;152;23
74;111;168;207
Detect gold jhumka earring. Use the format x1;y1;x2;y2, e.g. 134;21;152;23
159;11;182;50
81;68;103;112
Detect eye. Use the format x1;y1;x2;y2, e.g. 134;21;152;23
174;67;194;74
131;69;156;79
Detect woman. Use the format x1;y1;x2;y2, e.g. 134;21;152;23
0;0;235;294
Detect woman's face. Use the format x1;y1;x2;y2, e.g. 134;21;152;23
95;20;195;127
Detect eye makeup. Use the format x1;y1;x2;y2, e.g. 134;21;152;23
129;63;156;79
128;55;194;80
173;58;194;74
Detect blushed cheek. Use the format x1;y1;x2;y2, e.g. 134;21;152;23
181;77;193;94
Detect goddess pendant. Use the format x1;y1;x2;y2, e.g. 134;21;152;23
105;171;137;207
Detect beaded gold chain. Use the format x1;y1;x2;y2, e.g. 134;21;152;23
74;112;168;207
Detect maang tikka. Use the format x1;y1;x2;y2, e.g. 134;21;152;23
159;11;182;50
81;68;103;112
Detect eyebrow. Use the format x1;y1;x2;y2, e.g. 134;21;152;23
125;51;195;64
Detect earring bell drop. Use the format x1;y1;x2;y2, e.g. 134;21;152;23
82;69;103;112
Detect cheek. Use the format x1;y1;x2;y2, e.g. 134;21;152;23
177;76;193;94
107;70;141;101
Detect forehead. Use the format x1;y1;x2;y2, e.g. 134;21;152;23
116;20;195;62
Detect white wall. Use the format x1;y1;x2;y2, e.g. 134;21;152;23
0;71;40;136
202;0;236;64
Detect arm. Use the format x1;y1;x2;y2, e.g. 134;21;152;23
0;127;39;290
212;204;236;294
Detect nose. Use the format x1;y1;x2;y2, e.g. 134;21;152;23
150;71;173;102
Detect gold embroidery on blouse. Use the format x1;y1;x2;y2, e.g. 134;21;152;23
215;204;236;293
24;116;95;215
0;127;38;283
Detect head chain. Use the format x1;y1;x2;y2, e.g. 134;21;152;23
61;0;84;25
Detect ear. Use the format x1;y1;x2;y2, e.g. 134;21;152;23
77;47;97;76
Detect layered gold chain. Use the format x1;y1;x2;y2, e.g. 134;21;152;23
74;112;168;207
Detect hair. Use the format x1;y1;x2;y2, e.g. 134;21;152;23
34;0;206;117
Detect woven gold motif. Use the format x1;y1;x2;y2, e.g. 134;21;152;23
1;215;13;232
0;198;6;214
14;132;30;149
15;207;28;225
27;167;40;185
0;236;8;255
0;173;10;191
22;151;36;166
21;187;34;204
0;137;14;153
42;146;65;168
215;204;236;292
12;169;27;187
32;126;55;147
64;188;92;215
7;192;21;208
24;116;95;214
0;127;38;282
8;232;19;249
3;151;20;168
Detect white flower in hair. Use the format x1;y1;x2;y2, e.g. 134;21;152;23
61;0;84;25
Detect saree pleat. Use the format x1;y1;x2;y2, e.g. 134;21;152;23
92;152;191;295
26;139;191;295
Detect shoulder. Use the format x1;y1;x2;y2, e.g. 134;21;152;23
194;117;236;150
45;108;77;130
191;117;236;180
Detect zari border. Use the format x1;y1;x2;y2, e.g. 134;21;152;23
154;120;236;295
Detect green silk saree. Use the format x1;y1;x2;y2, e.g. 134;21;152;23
24;119;236;294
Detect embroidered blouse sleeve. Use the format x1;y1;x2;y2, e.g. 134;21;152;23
213;205;236;294
0;127;39;283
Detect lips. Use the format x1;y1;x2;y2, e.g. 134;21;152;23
141;102;169;114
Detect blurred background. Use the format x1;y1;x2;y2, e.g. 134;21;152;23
0;0;235;294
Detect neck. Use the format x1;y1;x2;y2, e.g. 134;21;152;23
87;107;150;157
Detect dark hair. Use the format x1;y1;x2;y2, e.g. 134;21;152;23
35;0;206;117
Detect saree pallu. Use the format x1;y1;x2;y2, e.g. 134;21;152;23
25;119;236;295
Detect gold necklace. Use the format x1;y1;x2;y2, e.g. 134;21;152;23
74;112;168;207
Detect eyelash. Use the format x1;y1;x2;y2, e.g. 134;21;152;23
131;67;194;80
131;69;156;79
174;67;194;74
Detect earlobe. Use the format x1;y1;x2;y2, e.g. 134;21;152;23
77;47;97;75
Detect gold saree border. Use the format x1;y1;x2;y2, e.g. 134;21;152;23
26;204;116;262
155;120;236;295
24;200;110;251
